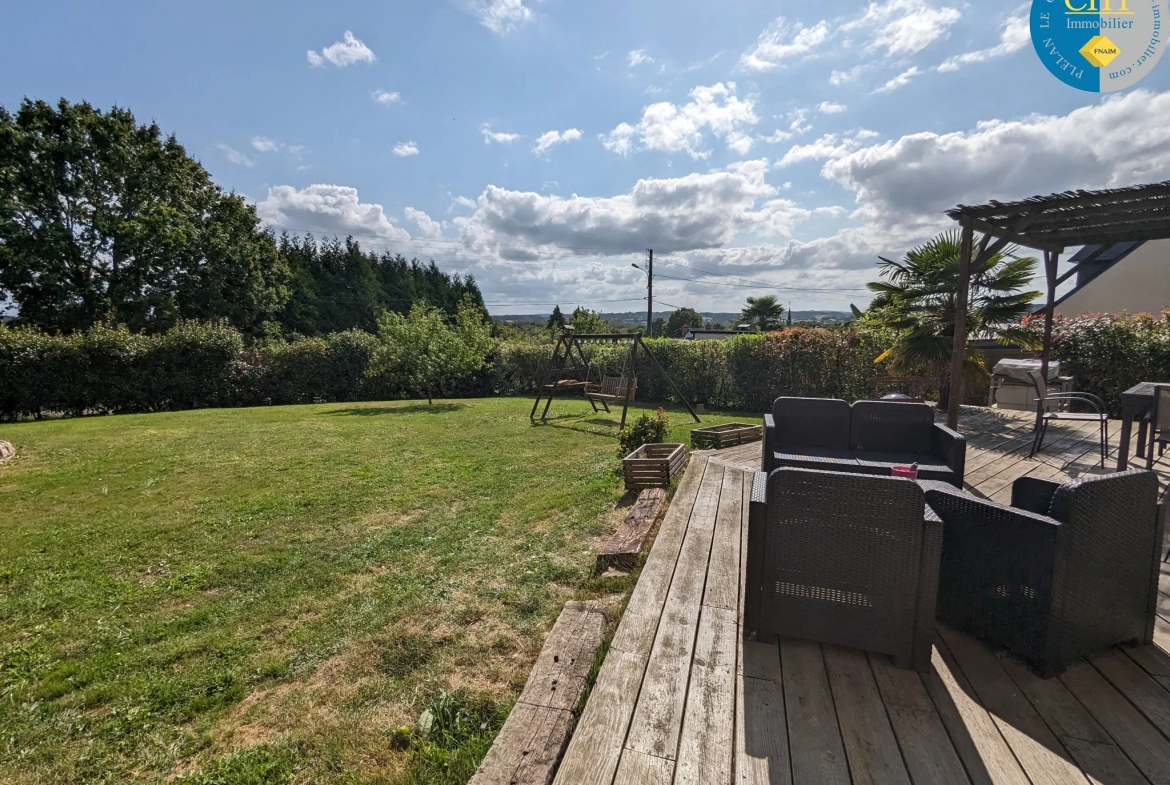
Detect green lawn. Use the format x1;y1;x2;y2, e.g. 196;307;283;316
0;397;755;785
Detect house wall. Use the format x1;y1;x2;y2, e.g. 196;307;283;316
1055;239;1170;317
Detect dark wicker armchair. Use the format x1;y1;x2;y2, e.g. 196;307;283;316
924;469;1163;677
746;468;943;672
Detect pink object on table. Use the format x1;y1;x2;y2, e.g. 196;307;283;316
891;465;919;479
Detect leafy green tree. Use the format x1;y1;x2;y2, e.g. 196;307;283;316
0;98;287;334
664;307;705;338
369;297;496;404
569;306;609;334
740;296;785;332
867;230;1040;409
546;305;566;334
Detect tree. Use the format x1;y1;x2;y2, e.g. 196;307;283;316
0;98;288;334
569;306;609;334
546;305;566;334
664;307;705;338
740;296;785;332
369;297;496;404
866;230;1040;409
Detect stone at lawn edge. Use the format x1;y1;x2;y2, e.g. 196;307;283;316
0;441;13;463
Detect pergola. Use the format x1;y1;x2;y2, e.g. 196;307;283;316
944;181;1170;430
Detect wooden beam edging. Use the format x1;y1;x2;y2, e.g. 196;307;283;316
468;601;610;785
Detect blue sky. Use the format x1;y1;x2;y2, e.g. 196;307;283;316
4;0;1170;314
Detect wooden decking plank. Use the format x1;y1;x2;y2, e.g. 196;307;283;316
675;658;735;785
868;653;971;785
1059;659;1170;784
737;671;793;785
693;605;738;672
704;468;743;612
822;645;912;785
553;649;647;785
470;703;574;785
923;640;1030;785
779;638;850;785
1125;640;1170;693
937;626;1090;785
610;455;709;659
688;462;725;531
612;749;674;785
623;522;716;760
1091;649;1170;743
970;421;1098;499
738;467;751;628
997;652;1148;785
518;600;609;711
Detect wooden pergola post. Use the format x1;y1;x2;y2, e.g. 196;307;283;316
947;226;974;430
1039;250;1060;384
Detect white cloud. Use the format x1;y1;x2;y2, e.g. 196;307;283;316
471;0;534;34
937;10;1029;72
777;131;876;167
307;31;376;68
843;0;961;57
602;82;759;159
761;109;812;144
216;144;256;168
405;207;444;240
454;159;810;256
450;194;479;211
393;141;420;157
740;18;832;71
372;89;402;104
874;66;922;93
256;184;411;240
818;101;847;114
830;65;869;85
481;124;520;145
251;136;279;153
628;49;654;67
533;128;583;157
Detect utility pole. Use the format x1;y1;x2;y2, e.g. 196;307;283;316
645;249;653;336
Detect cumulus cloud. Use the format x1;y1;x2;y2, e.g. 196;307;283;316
453;159;811;256
817;101;847;114
602;82;759;159
874;66;922;93
307;31;376;68
393;141;420;157
761;109;813;144
256;184;410;240
740;18;832;70
843;0;961;57
372;89;402;104
481;124;520;144
471;0;534;34
533;128;583;156
216;144;256;168
405;207;444;240
777;130;877;167
830;65;869;85
937;9;1029;72
251;136;279;153
628;49;654;67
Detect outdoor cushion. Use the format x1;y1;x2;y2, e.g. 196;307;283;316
850;400;934;455
854;452;953;481
773;449;863;472
771;397;851;452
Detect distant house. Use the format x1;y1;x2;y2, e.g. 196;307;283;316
680;327;752;341
1043;240;1170;317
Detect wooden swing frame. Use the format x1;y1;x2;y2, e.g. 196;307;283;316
529;331;701;428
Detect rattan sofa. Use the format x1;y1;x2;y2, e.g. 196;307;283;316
923;469;1163;677
762;398;966;486
745;468;943;671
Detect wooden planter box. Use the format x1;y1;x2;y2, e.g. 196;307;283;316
690;422;763;449
623;443;686;489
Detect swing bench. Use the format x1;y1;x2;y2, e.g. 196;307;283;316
530;331;699;428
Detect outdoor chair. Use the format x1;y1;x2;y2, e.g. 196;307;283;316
762;397;966;486
1145;384;1170;470
1027;370;1108;466
746;468;942;672
923;469;1163;677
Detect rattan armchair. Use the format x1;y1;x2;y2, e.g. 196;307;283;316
746;468;943;672
924;469;1163;677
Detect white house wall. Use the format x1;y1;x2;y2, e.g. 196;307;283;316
1055;239;1170;317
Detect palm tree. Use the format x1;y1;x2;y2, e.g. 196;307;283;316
741;295;785;332
867;230;1041;409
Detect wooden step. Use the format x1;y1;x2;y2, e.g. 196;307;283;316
596;488;667;572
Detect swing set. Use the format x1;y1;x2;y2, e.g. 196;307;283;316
530;330;701;428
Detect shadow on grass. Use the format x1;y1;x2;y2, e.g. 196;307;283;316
326;403;469;416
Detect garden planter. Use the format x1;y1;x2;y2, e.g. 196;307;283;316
690;422;763;449
623;443;686;489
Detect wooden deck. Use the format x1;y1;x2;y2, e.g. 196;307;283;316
554;407;1170;785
